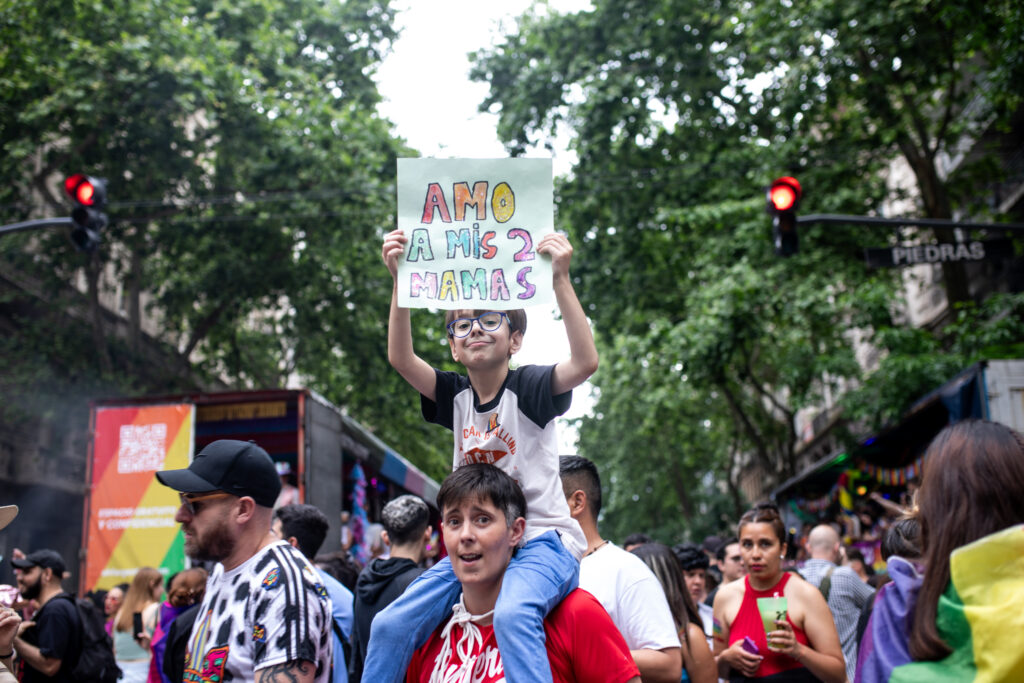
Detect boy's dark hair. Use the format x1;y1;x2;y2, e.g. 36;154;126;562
716;536;739;562
437;463;527;526
559;455;602;519
275;504;330;559
672;543;709;571
444;309;527;336
623;532;651;547
381;495;430;546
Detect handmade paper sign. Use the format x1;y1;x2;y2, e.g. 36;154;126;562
396;157;554;310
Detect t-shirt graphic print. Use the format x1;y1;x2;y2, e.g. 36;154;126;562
183;541;333;683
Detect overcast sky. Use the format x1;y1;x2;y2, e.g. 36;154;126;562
373;0;595;449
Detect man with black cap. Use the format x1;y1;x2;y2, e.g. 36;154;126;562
156;439;333;683
11;549;82;682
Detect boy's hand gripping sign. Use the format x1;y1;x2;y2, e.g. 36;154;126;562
396;158;554;310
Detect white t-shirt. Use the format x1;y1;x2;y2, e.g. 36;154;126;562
423;364;587;559
183;541;333;683
579;542;681;651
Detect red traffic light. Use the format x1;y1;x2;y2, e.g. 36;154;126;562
64;173;106;207
768;176;802;213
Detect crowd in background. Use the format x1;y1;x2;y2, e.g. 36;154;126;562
1;418;1021;682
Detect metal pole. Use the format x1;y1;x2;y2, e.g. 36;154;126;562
0;217;73;237
797;213;1024;233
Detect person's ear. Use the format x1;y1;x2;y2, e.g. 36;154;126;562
381;530;391;548
509;517;526;547
235;496;257;523
509;329;523;355
423;525;433;543
449;336;461;363
565;489;586;518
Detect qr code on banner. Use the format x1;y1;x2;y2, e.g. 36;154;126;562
117;423;168;473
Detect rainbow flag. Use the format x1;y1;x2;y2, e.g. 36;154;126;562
857;524;1024;682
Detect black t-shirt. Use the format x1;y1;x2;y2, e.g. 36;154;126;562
22;594;82;683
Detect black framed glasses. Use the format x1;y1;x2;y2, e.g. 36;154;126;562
447;312;508;338
178;491;233;515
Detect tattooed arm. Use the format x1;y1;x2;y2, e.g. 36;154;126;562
255;659;316;683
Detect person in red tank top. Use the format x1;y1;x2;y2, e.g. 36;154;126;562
711;503;845;682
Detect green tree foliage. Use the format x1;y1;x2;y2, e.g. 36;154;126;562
737;0;1024;302
472;0;1022;540
0;0;451;479
844;292;1024;426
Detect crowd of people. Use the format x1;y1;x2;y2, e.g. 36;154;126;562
2;418;1021;682
1;231;1021;682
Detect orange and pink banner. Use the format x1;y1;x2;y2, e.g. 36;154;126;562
83;404;194;592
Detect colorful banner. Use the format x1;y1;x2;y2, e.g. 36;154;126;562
395;157;554;310
862;453;926;486
84;404;194;591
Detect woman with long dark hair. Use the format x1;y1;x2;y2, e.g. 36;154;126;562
631;543;716;683
856;419;1024;681
713;503;844;682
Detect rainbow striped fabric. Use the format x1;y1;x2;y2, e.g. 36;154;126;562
856;524;1024;682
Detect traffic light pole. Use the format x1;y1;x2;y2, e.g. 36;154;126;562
797;213;1024;233
0;217;73;238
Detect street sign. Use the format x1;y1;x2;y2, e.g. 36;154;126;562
864;238;1013;268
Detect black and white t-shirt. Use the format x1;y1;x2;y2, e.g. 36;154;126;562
183;541;333;683
422;364;586;558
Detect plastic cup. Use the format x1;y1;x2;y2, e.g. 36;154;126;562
756;597;788;650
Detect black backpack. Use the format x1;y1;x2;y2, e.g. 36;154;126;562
57;594;122;683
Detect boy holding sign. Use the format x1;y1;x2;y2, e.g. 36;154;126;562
365;223;598;683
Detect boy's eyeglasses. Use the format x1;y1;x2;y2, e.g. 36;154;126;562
178;491;233;515
447;312;508;338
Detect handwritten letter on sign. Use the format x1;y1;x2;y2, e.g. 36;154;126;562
396;158;554;310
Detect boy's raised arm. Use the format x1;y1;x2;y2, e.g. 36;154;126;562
540;233;600;396
383;229;437;401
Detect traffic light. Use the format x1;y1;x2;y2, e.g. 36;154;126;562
767;176;801;256
63;173;108;252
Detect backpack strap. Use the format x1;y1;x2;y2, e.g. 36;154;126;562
819;566;836;602
331;618;352;671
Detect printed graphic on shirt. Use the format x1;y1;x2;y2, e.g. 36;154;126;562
183;542;333;683
427;624;505;683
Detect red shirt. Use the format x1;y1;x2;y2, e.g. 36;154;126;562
407;589;639;683
729;573;811;678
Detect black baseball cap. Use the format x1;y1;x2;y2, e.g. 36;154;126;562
156;439;281;508
11;549;66;577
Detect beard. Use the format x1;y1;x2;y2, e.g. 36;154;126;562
19;574;42;601
184;514;236;563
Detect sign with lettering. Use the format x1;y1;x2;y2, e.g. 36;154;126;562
864;238;1012;268
396;158;554;310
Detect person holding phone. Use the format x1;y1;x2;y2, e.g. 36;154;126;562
712;504;845;682
112;567;162;682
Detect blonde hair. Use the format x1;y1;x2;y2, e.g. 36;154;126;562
114;566;162;633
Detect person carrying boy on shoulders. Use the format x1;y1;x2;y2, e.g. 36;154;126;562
366;228;599;683
407;463;639;683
